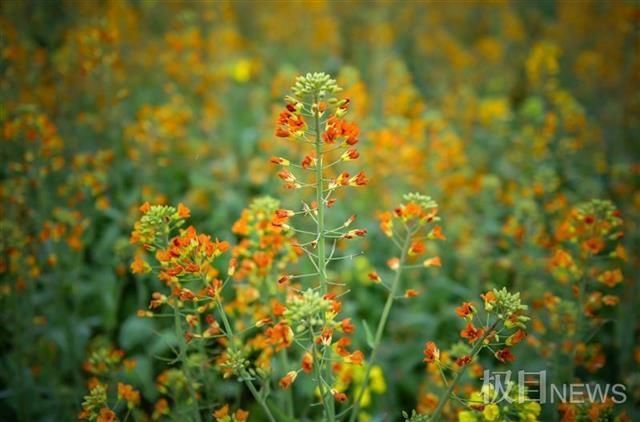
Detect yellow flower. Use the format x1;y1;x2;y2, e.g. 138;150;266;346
458;410;479;422
369;366;387;394
358;412;371;422
232;59;252;83
469;391;483;406
483;403;500;421
520;401;541;420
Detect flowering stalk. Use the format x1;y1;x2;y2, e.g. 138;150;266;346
271;73;367;421
429;320;497;420
349;234;410;421
552;199;624;384
422;288;530;421
130;203;288;422
350;194;444;422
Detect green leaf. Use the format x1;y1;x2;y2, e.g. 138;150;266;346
362;319;375;349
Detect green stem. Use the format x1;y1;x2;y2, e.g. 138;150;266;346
173;305;202;422
568;251;592;383
280;351;294;418
349;233;412;422
314;95;327;295
313;94;336;421
312;342;334;421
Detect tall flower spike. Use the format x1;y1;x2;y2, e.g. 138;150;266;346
270;73;367;421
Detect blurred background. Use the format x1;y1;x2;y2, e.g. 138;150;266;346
1;0;639;420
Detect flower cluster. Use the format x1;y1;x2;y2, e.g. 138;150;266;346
420;288;530;420
271;72;367;194
79;341;140;421
544;199;626;380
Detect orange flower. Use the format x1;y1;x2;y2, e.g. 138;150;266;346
275;127;290;138
456;355;471;367
429;226;446;240
117;382;140;407
368;272;381;283
333;390;348;402
177;203;190;218
335;337;351;356
348;171;368;186
279;371;298;389
495;348;515;363
377;211;394;237
130;254;150;274
455;302;475;319
549;249;574;268
460;322;484;343
405;289;420;298
97;408;116;422
301;155;315;169
423;256;441;268
409;240;426;256
341;318;355;334
582;238;604;254
598;269;623;288
266;322;294;350
345;350;364;365
139;202;151;213
506;329;527;346
423;341;440;363
270;156;290;166
302;352;314;373
343;228;367;239
213;404;230;419
341;148;360;161
235;409;249;422
272;301;286;316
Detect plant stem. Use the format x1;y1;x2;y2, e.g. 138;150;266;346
314;95;327;295
349;232;412;422
173;305;202;422
280;351;294;418
312;342;334;421
244;376;278;422
313;94;336;421
567;250;592;384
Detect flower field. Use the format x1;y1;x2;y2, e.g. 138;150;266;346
1;1;639;421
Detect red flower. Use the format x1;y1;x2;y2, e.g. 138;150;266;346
349;171;368;186
332;390;348;402
456;355;472;367
301;155;314;169
506;329;527;346
495;348;515;363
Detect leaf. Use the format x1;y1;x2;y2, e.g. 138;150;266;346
362;319;375;349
